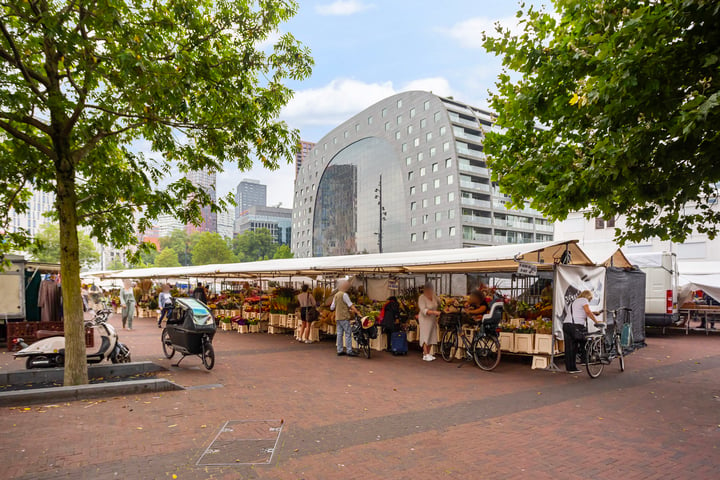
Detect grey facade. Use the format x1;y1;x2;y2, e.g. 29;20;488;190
292;91;554;258
235;205;292;245
235;179;267;218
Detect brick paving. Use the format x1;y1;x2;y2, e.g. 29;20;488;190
0;314;718;480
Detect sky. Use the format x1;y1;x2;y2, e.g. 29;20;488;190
204;0;550;208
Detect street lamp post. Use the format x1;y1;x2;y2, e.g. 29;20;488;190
374;174;387;253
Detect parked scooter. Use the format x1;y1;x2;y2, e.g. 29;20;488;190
13;308;131;369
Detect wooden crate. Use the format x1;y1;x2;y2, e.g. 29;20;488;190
407;330;417;342
249;324;260;333
370;333;387;351
220;322;232;331
238;325;249;334
531;355;549;369
514;333;535;354
534;334;554;354
499;332;514;352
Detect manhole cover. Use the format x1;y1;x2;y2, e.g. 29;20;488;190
197;419;284;466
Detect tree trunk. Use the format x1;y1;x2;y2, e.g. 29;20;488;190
56;159;88;386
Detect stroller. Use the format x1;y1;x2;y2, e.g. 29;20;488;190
352;316;378;359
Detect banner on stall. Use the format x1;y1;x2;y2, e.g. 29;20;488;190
553;264;605;340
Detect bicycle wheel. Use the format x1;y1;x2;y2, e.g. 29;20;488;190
585;339;604;378
440;330;457;362
615;334;625;372
161;328;175;359
202;342;215;370
473;335;501;371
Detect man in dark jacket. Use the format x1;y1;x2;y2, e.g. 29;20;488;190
193;283;208;304
382;296;402;350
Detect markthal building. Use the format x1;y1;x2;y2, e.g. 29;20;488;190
291;91;554;258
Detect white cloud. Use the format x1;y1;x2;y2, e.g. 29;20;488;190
315;1;374;16
281;77;455;129
440;16;525;49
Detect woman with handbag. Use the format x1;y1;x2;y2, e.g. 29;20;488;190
563;290;601;373
297;284;317;344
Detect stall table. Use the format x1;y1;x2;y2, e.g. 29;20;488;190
678;306;720;335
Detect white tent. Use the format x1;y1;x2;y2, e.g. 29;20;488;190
679;261;720;303
576;242;632;268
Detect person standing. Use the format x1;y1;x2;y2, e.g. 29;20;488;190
120;279;136;330
297;285;317;343
563;290;601;373
331;280;361;357
193;282;208;304
381;296;401;350
158;284;173;328
418;283;441;362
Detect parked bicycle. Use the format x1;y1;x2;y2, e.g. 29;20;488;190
439;303;503;371
351;315;378;359
583;307;632;378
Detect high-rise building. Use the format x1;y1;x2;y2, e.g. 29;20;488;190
234;206;292;245
186;170;217;233
235;179;267;219
295;140;316;177
6;188;55;237
292;91;554;258
217;210;235;239
155;214;185;237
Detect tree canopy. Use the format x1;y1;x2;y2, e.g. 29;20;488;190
30;223;99;268
191;232;235;265
483;0;720;244
233;228;279;261
0;0;311;385
159;229;194;266
154;247;181;267
273;244;293;259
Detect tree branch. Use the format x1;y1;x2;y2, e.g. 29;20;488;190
78;202;143;220
0;20;49;98
0;119;55;158
0;112;52;135
72;121;146;161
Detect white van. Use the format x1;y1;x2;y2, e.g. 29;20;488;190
624;252;679;326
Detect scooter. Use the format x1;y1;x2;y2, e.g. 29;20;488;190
13;308;132;369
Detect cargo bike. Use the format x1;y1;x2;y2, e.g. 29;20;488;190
161;298;216;370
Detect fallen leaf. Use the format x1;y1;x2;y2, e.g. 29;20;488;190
137;427;143;430
200;425;207;428
168;424;177;428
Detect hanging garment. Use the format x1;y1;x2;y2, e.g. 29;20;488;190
38;279;61;322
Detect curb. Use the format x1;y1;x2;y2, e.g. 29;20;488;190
0;361;166;386
0;378;184;406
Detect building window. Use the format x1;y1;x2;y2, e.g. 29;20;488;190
397;115;403;124
410;201;417;211
440;126;447;136
443;141;450;152
432;162;439;172
449;226;456;237
368;116;373;125
423;231;428;240
430;147;436;157
424;100;431;110
417;152;424;162
426;132;433;142
411;233;417;242
385;121;391;131
435;195;441;205
434;178;440;189
382;107;388;118
414;137;420;147
606;216;616;228
595;218;605;229
446;158;452;168
434;111;441;122
395;131;401;140
410;186;416;195
344;130;349;138
324;143;327;150
410;107;416;118
436;228;442;239
408;171;415;181
420;167;426;176
407;125;413;134
397;99;403;108
411;217;417;226
420;118;427;129
422;214;429;224
435;211;442;221
422;198;429;208
402;143;408;152
421;183;428;192
406;156;412;166
447;174;454;185
448;209;455;219
355;124;360;132
448;192;455;202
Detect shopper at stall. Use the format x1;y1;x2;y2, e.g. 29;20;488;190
120;279;136;331
297;284;317;343
418;283;442;361
331;280;361;357
563;290;602;373
381;296;402;350
465;291;489;320
158;284;173;328
193;282;208;304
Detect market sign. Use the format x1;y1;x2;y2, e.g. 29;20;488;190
517;261;538;277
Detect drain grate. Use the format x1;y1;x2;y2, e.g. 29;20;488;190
196;419;284;466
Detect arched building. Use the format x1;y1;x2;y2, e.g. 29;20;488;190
292;91;553;258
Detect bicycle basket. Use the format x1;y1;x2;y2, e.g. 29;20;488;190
439;312;459;328
367;324;378;339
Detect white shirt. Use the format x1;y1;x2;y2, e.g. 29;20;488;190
568;297;589;325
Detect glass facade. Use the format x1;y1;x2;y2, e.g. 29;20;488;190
312;137;405;256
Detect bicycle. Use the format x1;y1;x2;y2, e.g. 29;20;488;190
583;307;632;378
439;304;502;371
351;316;376;359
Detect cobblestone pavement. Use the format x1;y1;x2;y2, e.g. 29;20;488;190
0;315;718;480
